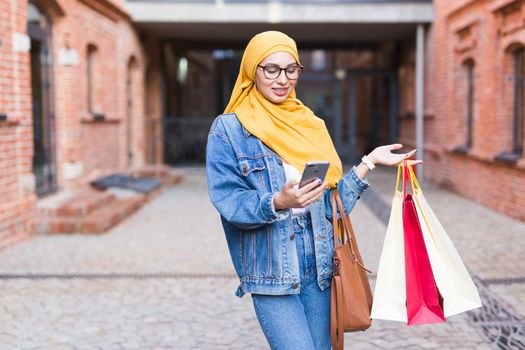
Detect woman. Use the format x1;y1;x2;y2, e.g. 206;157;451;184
206;31;415;349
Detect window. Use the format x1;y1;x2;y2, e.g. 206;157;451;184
465;60;474;149
496;45;524;163
512;47;524;155
87;44;96;114
454;59;475;153
86;44;104;120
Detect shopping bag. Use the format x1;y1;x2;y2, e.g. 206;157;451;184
407;165;482;317
402;162;446;326
371;166;407;322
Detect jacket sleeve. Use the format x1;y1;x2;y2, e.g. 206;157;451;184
206;117;290;230
324;166;369;221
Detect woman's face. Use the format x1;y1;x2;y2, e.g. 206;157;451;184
255;51;299;104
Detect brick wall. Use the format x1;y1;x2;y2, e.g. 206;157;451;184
0;0;35;248
0;0;147;248
404;0;525;221
55;0;146;188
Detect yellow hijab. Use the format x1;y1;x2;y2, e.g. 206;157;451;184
224;31;343;187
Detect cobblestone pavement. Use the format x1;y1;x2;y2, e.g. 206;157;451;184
0;167;523;349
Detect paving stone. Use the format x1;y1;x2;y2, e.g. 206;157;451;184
0;168;522;349
420;341;440;348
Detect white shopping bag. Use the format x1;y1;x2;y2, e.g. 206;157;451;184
371;166;407;322
408;166;482;317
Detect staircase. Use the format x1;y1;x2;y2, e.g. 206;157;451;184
36;165;183;234
36;189;145;234
127;164;184;186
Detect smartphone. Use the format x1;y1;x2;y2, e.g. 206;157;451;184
299;161;330;188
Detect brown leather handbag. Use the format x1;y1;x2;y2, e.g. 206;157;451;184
330;189;373;350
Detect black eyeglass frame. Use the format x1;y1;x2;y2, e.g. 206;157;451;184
257;64;304;80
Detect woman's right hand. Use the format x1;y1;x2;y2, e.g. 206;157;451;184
273;179;328;211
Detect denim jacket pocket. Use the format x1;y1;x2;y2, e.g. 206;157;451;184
239;158;265;176
238;157;268;191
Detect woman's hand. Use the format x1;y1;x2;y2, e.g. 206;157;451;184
367;144;419;167
274;179;328;211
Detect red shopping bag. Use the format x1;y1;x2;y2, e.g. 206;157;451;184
402;162;445;326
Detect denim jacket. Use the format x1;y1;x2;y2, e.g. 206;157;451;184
206;113;369;297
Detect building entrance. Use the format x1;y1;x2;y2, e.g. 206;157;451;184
28;3;56;196
337;70;398;163
161;44;242;165
161;43;399;166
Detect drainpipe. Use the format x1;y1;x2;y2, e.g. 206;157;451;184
416;24;425;181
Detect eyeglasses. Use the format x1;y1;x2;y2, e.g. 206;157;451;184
257;64;303;80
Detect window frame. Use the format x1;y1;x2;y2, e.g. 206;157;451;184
86;44;105;120
512;46;524;155
465;59;475;149
453;59;475;154
495;45;524;163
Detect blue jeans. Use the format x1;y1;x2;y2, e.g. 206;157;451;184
251;213;331;350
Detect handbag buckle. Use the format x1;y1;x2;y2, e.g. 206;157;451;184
333;257;341;275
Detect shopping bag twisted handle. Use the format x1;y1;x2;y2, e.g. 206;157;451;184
395;164;402;195
406;163;423;194
402;160;416;197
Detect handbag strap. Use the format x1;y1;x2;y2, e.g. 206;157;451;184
331;189;372;273
331;189;353;249
331;189;341;249
331;274;345;350
330;190;344;350
334;192;372;273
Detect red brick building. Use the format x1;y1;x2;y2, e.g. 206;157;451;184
0;0;152;247
0;0;524;248
420;0;525;220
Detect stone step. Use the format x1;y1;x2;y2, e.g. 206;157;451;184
127;165;184;186
163;171;184;186
56;191;116;217
37;196;145;234
35;167;183;235
36;190;115;218
36;217;78;234
79;196;145;234
128;164;171;178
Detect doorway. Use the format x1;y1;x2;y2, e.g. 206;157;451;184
335;70;399;164
28;3;56;196
296;49;399;164
160;44;399;165
162;43;242;165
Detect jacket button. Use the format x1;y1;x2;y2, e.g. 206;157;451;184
292;282;299;289
290;234;295;240
277;158;283;165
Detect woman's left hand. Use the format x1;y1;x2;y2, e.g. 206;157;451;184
367;144;419;167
